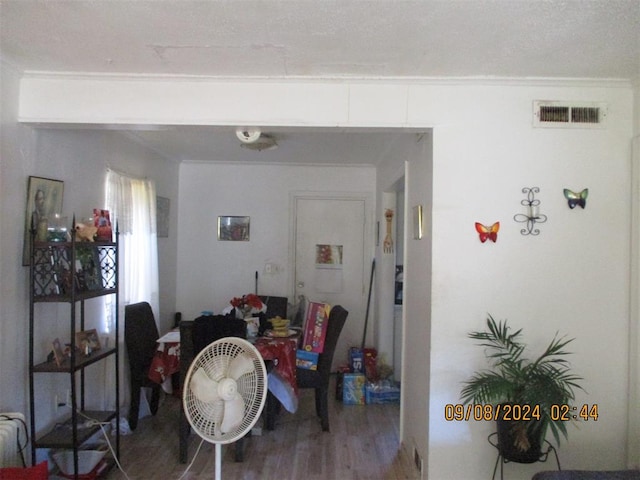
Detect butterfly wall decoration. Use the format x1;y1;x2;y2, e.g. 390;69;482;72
475;222;500;243
563;188;588;209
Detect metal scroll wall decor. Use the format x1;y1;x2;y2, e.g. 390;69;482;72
513;187;547;236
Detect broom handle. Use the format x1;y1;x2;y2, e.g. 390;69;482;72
361;259;376;350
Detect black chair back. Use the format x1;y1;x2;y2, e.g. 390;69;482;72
124;301;160;374
259;295;288;319
289;305;348;432
314;305;348;378
192;313;246;353
124;301;161;430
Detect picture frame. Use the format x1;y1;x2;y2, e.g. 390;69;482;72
23;176;65;265
92;208;113;242
156;196;170;238
52;338;65;367
75;246;103;291
50;245;73;295
217;215;250;241
413;204;423;240
75;329;101;355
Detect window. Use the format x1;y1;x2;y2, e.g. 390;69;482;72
105;169;160;332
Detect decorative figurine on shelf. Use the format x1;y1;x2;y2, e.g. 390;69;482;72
74;222;97;242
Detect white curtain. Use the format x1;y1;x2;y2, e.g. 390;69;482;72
105;168;160;415
106;168;160;318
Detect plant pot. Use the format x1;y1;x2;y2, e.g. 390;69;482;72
496;410;545;464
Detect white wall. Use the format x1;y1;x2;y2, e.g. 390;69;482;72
0;61;180;446
403;134;434;476
423;84;633;479
14;75;637;479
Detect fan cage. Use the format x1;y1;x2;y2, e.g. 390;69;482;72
183;338;267;444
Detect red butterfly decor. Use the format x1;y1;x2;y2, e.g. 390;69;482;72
475;222;500;243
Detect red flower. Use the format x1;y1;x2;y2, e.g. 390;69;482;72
230;294;264;311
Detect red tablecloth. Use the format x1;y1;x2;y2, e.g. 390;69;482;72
149;333;300;412
148;341;180;386
253;336;299;413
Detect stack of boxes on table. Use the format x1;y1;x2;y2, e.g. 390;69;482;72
294;300;400;406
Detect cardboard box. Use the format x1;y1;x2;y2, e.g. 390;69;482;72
296;349;319;370
365;381;401;404
342;373;366;405
301;302;331;353
349;347;364;373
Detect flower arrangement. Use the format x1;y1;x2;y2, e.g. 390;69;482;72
229;293;266;318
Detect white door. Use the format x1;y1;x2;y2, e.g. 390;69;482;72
293;195;370;369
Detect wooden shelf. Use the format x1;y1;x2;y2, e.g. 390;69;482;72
35;411;116;449
32;347;116;373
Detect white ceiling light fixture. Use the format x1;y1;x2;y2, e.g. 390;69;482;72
236;127;261;143
235;126;278;151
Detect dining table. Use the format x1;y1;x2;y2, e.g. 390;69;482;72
149;328;300;411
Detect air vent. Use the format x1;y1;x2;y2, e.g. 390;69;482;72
533;101;607;128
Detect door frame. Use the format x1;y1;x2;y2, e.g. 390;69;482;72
288;189;375;316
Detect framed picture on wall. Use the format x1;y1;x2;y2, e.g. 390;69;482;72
217;216;250;241
23;176;65;265
156;196;170;238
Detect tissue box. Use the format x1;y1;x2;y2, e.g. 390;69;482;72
296;350;319;370
342;373;366;405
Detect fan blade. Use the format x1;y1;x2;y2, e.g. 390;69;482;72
221;393;245;433
190;368;220;403
227;353;254;380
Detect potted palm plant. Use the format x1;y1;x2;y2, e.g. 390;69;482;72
460;315;584;463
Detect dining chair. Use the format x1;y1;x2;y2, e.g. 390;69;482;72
124;301;162;431
259;295;288;319
179;313;247;463
266;305;348;432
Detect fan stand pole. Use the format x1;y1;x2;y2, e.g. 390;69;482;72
215;443;222;480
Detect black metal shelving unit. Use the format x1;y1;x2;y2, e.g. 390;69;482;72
28;226;120;479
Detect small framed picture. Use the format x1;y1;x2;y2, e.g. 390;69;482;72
52;338;65;367
76;329;101;355
75;246;103;291
23;176;65;265
217;216;250;241
156;196;170;238
413;205;423;240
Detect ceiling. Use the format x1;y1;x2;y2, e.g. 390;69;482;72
2;0;638;164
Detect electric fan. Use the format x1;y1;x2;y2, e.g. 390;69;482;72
182;337;267;479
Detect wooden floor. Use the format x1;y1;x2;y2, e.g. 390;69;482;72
104;379;419;480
